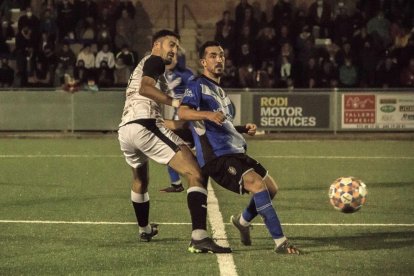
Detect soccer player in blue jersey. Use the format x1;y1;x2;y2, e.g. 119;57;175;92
178;41;301;254
159;54;194;193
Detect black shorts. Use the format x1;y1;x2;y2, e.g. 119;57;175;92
202;153;268;194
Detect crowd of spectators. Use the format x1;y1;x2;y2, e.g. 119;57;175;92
0;0;413;90
0;0;151;90
216;0;414;89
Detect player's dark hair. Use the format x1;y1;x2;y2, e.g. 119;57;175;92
152;29;180;45
199;41;221;59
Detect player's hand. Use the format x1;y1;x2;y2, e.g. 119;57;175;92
207;111;226;126
245;123;257;136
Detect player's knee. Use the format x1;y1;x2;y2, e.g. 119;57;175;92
244;178;266;194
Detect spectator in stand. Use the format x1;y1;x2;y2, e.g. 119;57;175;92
235;0;253;27
96;60;114;88
1;19;15;40
96;22;113;49
375;55;400;88
276;55;293;88
214;11;236;55
319;59;339;88
237;43;256;88
335;41;355;66
400;57;414;87
114;0;135;20
255;60;276;88
272;0;293;31
76;43;95;70
15;26;36;86
295;26;316;78
276;25;293;49
39;7;58;42
291;9;307;38
96;7;116;40
73;59;90;86
95;43;115;69
76;16;96;43
116;8;134;37
17;6;40;36
256;24;278;67
56;0;77;41
307;0;332;38
358;36;378;87
332;2;353;45
339;58;358;87
0;57;14;87
301;56;320;88
114;23;134;52
238;7;259;39
366;10;391;48
54;42;76;86
75;0;98;22
113;56;130;87
27;58;51;87
115;44;135;69
221;57;238;88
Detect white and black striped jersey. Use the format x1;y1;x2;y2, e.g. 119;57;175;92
119;55;169;127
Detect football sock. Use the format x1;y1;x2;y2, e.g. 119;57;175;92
274;236;287;248
131;191;150;232
253;190;284;239
187;186;208;240
241;197;258;224
168;166;181;186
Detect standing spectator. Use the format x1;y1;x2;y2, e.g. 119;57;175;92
358;37;378;87
375;56;400;88
76;16;96;43
76;43;95;70
114;24;133;52
238;7;259;39
339;58;358;87
367;10;391;48
116;8;134;37
0;57;14;87
400;57;414;87
319;59;339;88
235;0;253;27
96;7;116;40
95;22;113;49
332;3;353;44
17;6;40;35
75;0;98;21
39;8;58;42
307;0;332;38
54;42;76;86
95;43;115;69
255;24;278;66
15;26;36;86
214;11;236;54
56;0;77;41
27;58;51;87
272;0;293;31
114;0;135;20
301;56;320;88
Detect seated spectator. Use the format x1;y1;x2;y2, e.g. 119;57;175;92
114;24;133;52
367;10;391;47
221;58;238;88
27;58;51;87
272;0;293;31
76;43;95;70
0;57;14;87
76;16;96;43
375;56;400;88
114;57;131;87
256;24;278;66
319;60;339;88
115;44;135;69
39;7;58;42
1;19;15;40
238;63;256;88
214;11;236;55
73;59;90;87
307;0;332;38
116;8;134;37
255;61;276;88
95;43;115;69
276;55;293;88
96;60;114;88
95;22;113;49
54;42;76;86
400;57;414;87
339;58;358;87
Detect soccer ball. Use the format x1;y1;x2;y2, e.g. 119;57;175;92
328;177;367;213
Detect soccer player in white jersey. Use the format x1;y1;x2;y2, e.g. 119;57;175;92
178;41;301;254
117;30;231;253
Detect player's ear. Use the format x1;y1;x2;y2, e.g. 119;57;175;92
200;59;206;67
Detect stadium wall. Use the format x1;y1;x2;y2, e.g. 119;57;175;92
1;89;413;132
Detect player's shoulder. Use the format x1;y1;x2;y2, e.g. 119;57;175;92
143;55;163;66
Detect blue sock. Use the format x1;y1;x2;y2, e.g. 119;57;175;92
242;197;258;222
253;190;284;239
167;166;181;184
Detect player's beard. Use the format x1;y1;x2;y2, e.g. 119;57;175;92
163;52;174;65
212;65;224;78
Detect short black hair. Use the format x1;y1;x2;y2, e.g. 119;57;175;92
152;29;180;45
199;41;221;59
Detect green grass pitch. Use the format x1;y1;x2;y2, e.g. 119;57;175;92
1;138;413;275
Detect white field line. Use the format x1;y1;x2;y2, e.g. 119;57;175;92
207;180;238;276
0;220;413;227
1;154;413;160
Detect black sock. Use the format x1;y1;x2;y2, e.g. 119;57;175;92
187;187;208;231
132;201;149;227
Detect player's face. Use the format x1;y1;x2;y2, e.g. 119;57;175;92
201;46;225;78
159;36;179;65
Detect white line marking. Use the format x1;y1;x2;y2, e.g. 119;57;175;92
0;220;413;227
207;181;238;276
0;154;413;160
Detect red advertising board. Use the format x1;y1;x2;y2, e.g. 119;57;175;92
343;95;376;124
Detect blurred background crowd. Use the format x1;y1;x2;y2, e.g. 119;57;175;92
0;0;413;90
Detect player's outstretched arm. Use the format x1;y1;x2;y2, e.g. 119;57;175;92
140;76;180;107
178;105;225;126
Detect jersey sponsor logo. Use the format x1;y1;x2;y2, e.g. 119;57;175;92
227;166;237;175
184;88;194;97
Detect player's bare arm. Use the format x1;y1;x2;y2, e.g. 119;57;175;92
140;76;180;107
178;105;225;125
245;123;257;136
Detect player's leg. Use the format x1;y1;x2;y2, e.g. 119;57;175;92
243;171;300;254
130;163;159;242
159;166;184;192
168;145;231;253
